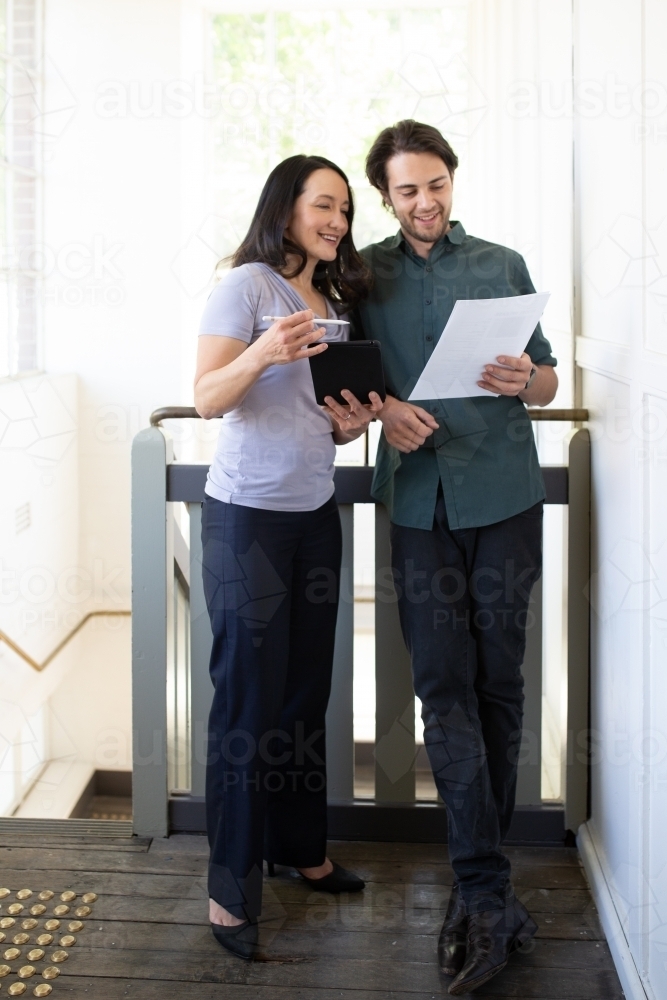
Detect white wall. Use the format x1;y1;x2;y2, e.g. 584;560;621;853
0;373;79;813
1;0;207;814
48;619;132;770
43;0;187;599
466;0;573;799
467;0;574;404
574;2;667;997
30;0;200;796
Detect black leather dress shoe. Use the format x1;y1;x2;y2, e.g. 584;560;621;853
448;896;537;995
299;861;365;893
211;919;259;960
438;883;467;977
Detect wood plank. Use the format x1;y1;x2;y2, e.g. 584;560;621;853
51;905;602;941
26;978;560;1000
0;836;150;852
0;869;592;908
507;939;615;970
266;906;605;942
260;898;604;942
327;841;582;868
55;921;611;961
470;965;622;998
265;862;587;890
0;867;205;898
21;944;622;997
0;847;206;876
148;836;582;869
44;887;595;932
149;834;208;855
531;911;604;940
0;848;588;889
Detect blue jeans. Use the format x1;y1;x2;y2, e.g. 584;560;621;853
390;493;543;913
201;494;342;919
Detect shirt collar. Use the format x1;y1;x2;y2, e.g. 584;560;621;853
446;221;466;244
387;220;467;253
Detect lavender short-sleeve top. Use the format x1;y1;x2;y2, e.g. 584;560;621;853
198;262;348;512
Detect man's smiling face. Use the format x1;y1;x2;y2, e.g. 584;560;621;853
383;151;454;252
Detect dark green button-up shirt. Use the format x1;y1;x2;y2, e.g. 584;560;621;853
356;222;557;531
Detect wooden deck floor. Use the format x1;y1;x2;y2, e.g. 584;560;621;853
0;832;623;999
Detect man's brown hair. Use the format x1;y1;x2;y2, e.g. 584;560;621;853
365;119;459;203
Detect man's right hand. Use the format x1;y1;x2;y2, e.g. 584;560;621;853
379;395;439;453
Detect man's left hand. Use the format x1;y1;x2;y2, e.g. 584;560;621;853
478;353;533;396
324;389;383;438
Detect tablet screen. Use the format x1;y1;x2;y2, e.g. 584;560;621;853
309;341;386;406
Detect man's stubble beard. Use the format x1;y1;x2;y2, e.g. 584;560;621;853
392;206;451;247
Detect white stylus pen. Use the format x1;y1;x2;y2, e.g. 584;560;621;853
261;315;350;325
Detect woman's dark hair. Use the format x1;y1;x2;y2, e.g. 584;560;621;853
228;154;370;309
365;120;458;205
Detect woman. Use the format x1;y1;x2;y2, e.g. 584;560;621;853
194;155;381;959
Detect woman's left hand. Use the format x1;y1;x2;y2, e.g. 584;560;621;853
324;390;383;438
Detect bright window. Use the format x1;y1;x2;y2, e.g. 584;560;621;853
206;3;573;404
209;6;479;255
206;1;574;799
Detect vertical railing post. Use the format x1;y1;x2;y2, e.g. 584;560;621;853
188;501;213;798
374;504;416;803
565;427;591;831
326;503;355;800
131;427;172;837
515;574;544;805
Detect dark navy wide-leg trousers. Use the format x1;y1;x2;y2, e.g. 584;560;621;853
201;493;341;920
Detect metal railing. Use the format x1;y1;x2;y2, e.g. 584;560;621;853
131;412;590;841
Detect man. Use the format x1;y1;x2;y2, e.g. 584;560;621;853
356;120;557;995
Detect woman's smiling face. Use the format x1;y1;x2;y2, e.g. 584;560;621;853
284;168;350;264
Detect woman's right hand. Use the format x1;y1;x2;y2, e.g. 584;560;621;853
195;310;327;419
252;309;328;367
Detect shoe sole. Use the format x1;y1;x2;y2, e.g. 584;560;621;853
447;916;538;996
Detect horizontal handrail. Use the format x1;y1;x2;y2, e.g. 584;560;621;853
527;408;588;421
0;610;131;672
166;462;569;505
150;406;589;426
150;406;199;425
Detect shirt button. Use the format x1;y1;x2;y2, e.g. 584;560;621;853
425;299;431;305
425;335;433;342
425;266;432;272
445;246;453;253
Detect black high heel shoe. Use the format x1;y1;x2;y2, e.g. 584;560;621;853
298;861;365;893
266;859;365;892
210;919;259;960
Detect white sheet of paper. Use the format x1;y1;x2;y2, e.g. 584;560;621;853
408;292;550;401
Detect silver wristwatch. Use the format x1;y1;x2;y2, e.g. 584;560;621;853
524;365;537;389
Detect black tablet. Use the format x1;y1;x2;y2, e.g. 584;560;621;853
309;341;386;406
